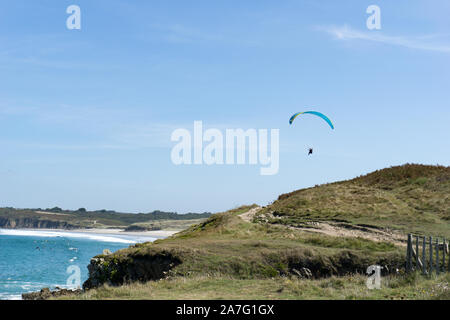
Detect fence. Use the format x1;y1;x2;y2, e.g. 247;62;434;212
406;234;450;274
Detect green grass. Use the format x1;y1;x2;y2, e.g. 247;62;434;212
56;273;450;300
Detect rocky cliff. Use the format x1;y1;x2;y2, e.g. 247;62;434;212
0;217;78;230
83;247;181;289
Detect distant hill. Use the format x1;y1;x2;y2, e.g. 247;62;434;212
0;207;211;230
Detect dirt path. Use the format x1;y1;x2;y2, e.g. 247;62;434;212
293;222;406;247
238;206;262;222
239;207;406;246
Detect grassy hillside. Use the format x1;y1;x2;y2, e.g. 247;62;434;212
52;164;449;300
256;164;450;238
79;205;406;295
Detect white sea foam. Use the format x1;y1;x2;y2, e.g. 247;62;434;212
0;229;155;244
0;293;22;300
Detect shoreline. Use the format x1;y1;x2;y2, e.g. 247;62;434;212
0;227;179;239
70;228;179;238
0;227;180;300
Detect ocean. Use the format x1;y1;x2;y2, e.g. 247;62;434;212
0;229;158;300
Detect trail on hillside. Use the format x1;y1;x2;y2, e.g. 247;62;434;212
239;207;406;247
238;206;262;222
293;221;406;247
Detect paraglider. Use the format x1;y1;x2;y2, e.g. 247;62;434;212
289;111;334;129
289;111;334;156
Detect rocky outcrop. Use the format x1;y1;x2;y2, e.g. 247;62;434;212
83;249;182;289
0;217;78;229
286;250;403;278
22;287;82;300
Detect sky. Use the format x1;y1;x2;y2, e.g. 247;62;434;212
0;0;449;213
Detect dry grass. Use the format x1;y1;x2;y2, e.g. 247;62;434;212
258;164;450;238
57;273;450;300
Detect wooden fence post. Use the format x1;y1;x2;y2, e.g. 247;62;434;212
422;236;427;275
406;234;412;272
429;236;433;274
448;239;450;272
415;236;419;270
443;238;446;273
435;238;439;275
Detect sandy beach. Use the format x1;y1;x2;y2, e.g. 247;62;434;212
70;228;179;238
0;228;180;244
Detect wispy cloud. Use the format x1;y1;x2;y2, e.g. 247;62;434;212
319;25;450;53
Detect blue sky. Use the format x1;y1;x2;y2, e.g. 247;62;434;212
0;0;449;213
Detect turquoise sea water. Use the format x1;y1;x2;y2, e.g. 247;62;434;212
0;229;158;299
